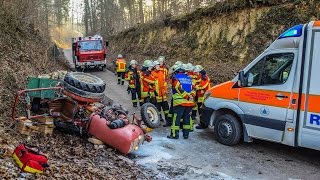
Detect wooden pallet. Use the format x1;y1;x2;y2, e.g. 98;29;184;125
38;125;54;135
17;116;55;135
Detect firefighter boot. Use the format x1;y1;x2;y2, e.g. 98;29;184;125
195;122;208;129
167;133;179;139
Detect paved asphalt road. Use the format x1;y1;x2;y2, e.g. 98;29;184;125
64;49;320;180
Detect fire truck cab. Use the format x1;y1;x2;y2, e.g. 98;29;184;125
72;35;108;71
200;21;320;151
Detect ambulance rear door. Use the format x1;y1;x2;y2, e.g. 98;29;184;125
298;22;320;151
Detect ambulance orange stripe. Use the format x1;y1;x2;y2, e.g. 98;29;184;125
239;88;291;108
209;81;320;113
305;94;320;113
210;81;238;100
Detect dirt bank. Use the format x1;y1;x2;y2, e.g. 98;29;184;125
107;0;320;84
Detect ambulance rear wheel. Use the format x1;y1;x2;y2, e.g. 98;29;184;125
214;114;242;146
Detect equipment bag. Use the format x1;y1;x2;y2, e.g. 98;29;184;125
12;144;48;174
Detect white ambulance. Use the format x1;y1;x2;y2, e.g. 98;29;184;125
200;21;320;151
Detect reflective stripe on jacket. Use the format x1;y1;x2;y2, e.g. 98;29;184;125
140;70;156;98
171;73;195;107
196;75;210;103
159;65;169;80
187;71;200;87
125;67;140;88
151;70;167;102
116;58;126;72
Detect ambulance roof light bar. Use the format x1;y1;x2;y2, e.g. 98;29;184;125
313;20;320;27
278;24;303;39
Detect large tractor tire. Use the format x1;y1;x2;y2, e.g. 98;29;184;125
63;82;105;100
140;103;160;128
64;72;106;93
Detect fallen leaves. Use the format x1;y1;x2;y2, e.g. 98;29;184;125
0;128;152;179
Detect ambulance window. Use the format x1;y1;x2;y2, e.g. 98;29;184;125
246;53;294;86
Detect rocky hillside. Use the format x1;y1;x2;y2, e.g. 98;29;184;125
108;0;320;84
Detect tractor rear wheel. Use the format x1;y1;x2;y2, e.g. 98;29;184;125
64;72;106;93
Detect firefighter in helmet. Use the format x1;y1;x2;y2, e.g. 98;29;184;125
115;54;126;85
167;63;195;139
140;60;156;105
194;65;211;129
158;56;169;80
184;63;197;130
167;61;183;127
125;60;142;107
152;60;170;123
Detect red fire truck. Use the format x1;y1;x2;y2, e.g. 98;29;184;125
72;35;108;71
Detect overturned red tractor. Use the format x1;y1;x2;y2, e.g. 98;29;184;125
12;72;154;154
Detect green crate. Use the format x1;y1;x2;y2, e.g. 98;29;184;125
27;77;59;99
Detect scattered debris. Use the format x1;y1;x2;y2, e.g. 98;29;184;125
88;137;104;145
37;70;67;80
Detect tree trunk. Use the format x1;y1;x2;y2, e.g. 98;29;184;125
43;0;49;32
186;0;191;13
171;0;179;15
84;0;90;35
152;0;156;19
138;0;144;23
90;0;97;34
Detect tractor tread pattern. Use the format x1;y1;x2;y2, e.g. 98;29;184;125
63;81;105;100
64;72;106;93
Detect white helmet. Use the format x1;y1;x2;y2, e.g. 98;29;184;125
193;65;204;72
174;64;185;72
130;60;137;65
158;56;165;64
185;63;194;71
117;54;123;58
182;64;188;70
143;60;153;68
174;61;183;66
153;60;160;66
169;64;177;74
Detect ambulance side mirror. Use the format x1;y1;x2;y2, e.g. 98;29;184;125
105;41;109;47
238;71;247;87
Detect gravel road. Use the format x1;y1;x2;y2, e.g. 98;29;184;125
64;49;320;180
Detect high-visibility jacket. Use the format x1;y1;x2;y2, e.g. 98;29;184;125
116;58;126;72
171;73;195;107
125;66;140;89
188;71;200;87
140;70;156;98
195;74;210;103
159;64;169;80
151;70;167;102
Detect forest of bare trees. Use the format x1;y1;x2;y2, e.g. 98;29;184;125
0;0;221;38
0;0;70;38
83;0;220;37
